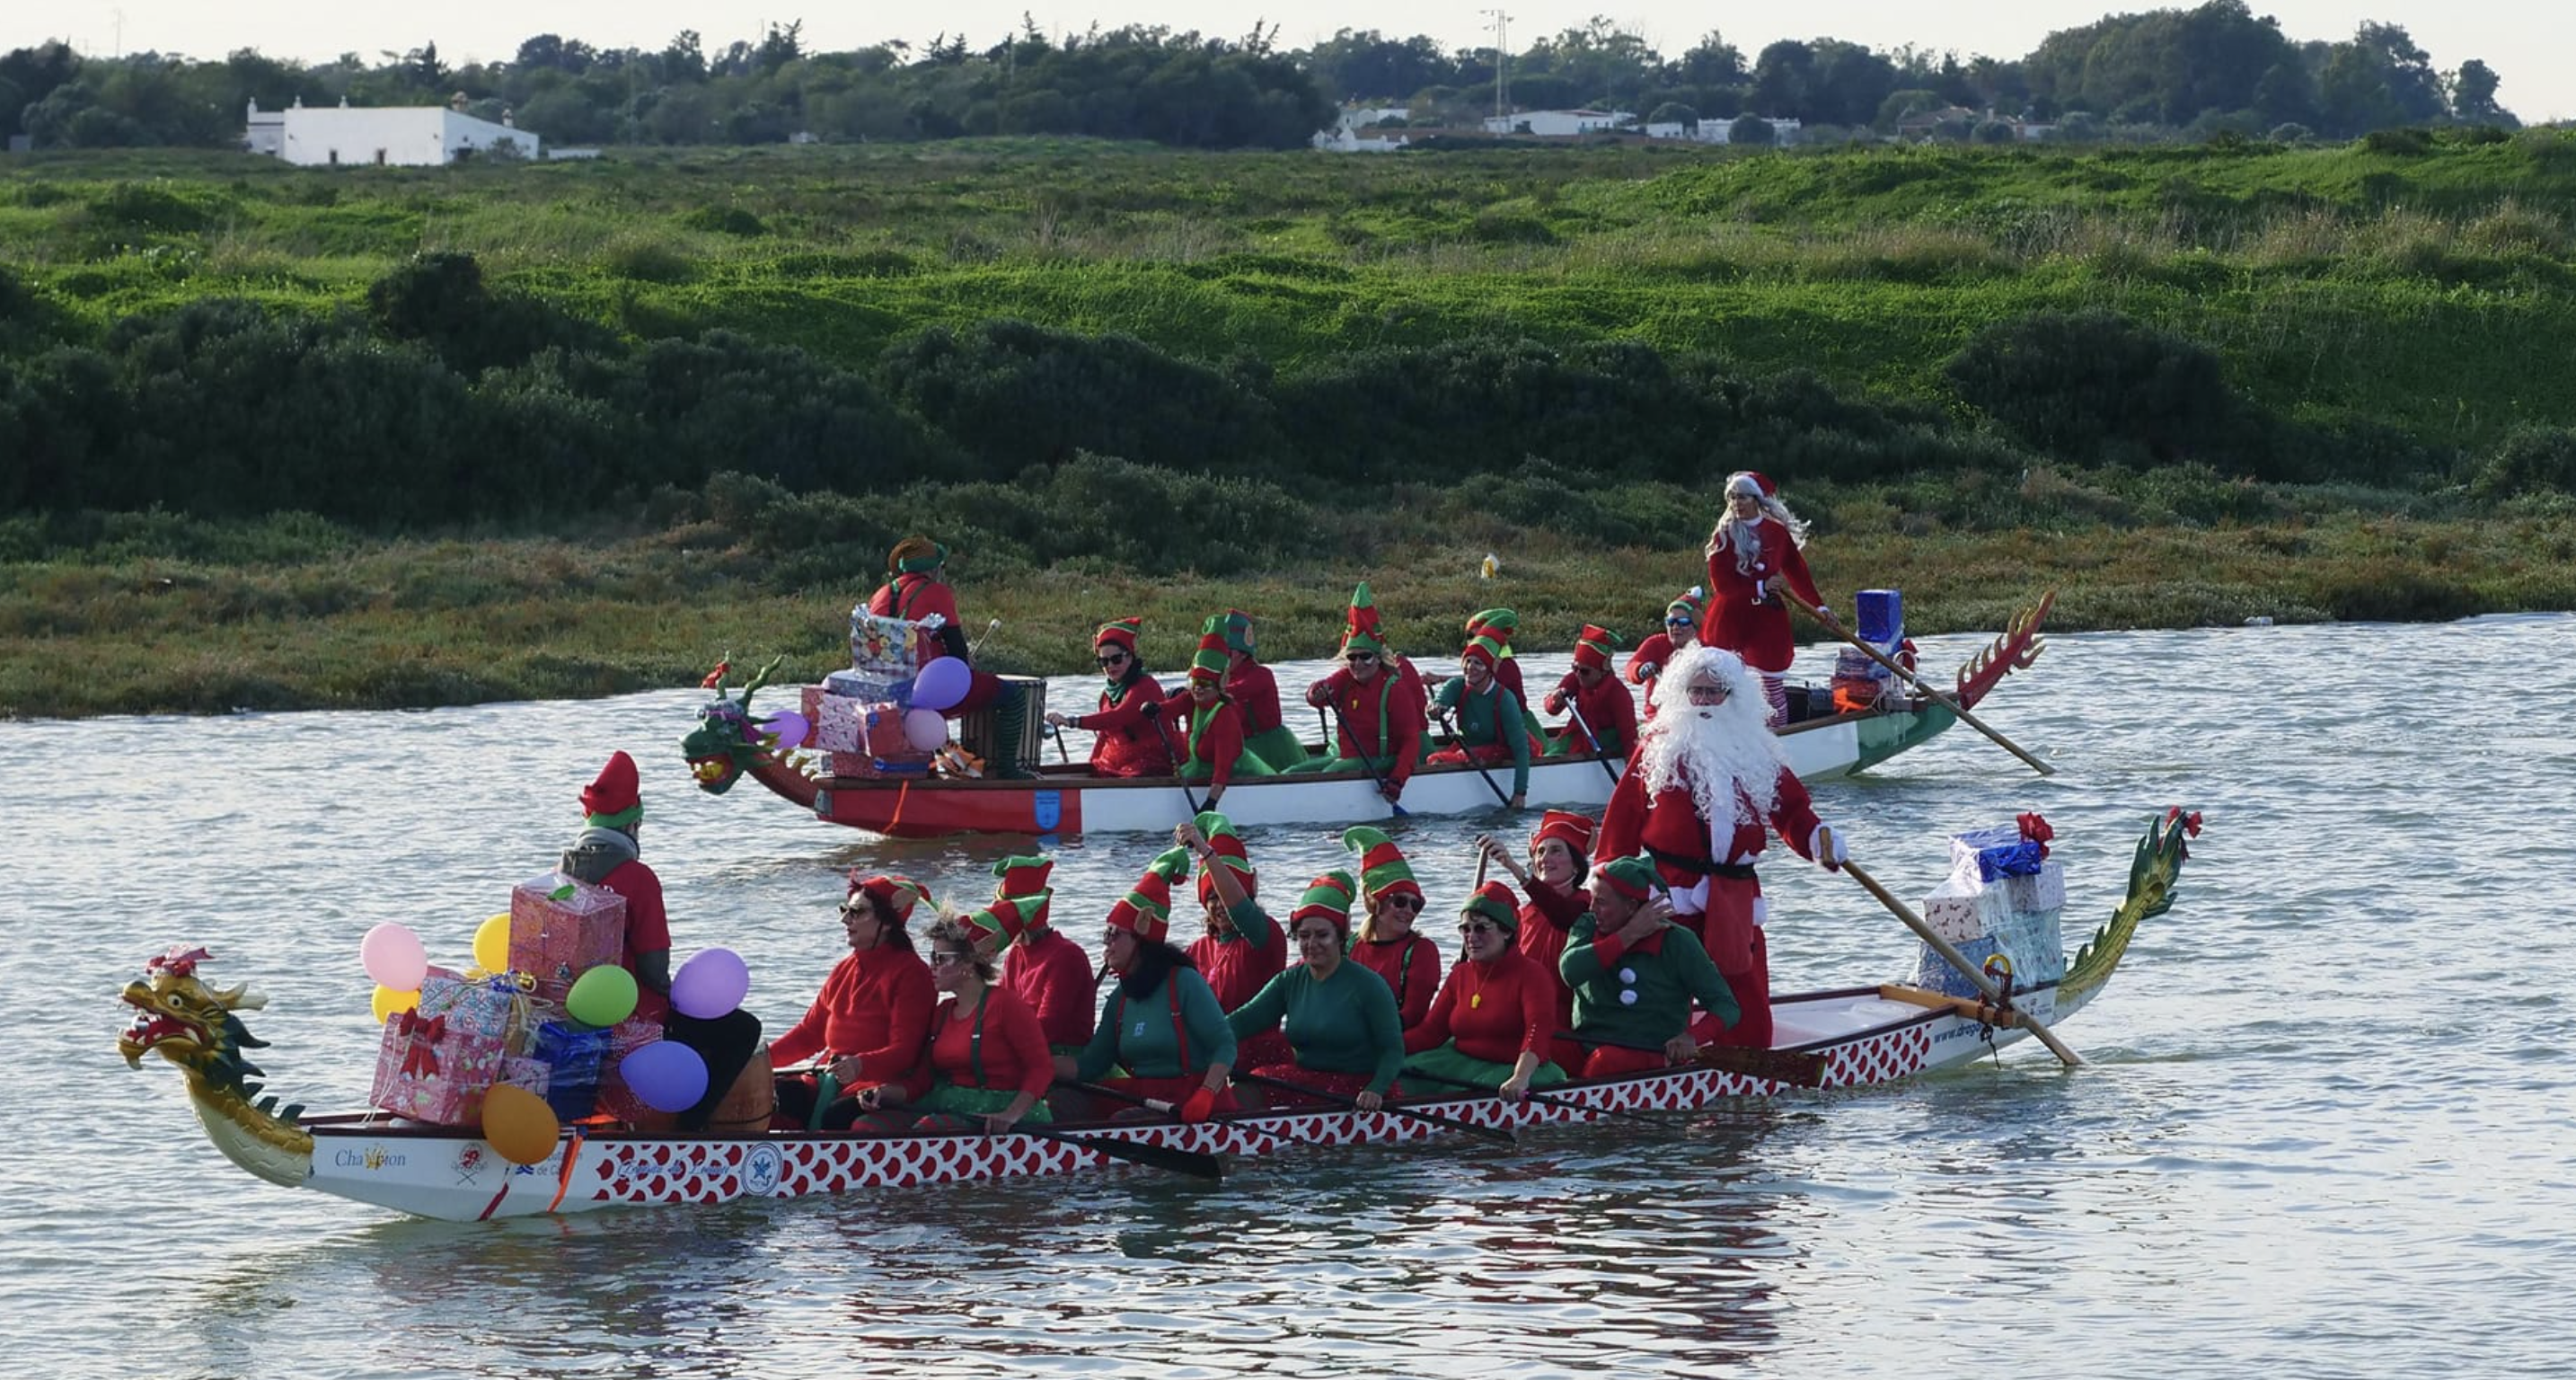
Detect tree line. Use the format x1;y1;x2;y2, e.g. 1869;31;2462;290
1;0;2529;153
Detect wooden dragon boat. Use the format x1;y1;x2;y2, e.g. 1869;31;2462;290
115;805;2191;1223
681;595;2054;838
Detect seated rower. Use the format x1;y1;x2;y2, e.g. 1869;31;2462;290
1227;869;1405;1111
1054;848;1236;1123
1428;632;1534;809
1292;583;1426;804
1178;813;1287;1069
1342;827;1443;1029
1045;617;1170;778
769;873;938;1129
1476;810;1594;1073
1217;609;1311;772
1543;624;1639;759
1464;608;1540;736
981;855;1094;1057
1149;621;1277;808
1624;588;1706;719
865;913;1054;1133
1559;857;1739;1078
1403;880;1569;1101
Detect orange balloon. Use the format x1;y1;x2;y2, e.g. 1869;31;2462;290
481;1084;562;1166
372;985;419;1022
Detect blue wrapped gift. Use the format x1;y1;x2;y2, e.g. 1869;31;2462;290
1973;841;2048;881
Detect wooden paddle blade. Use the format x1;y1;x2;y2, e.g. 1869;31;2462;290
1693;1044;1829;1087
1032;1127;1223;1181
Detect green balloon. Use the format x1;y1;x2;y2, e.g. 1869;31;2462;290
565;964;640;1028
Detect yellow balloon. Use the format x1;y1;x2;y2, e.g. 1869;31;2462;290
372;985;419;1022
473;913;512;975
481;1084;561;1166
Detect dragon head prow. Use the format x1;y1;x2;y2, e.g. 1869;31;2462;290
117;947;315;1187
684;653;790;794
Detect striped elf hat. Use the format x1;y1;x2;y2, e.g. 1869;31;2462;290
1595;855;1661;903
1094;617;1142;654
1341;582;1387;655
1464;608;1518;654
1460;633;1508;668
1221;609;1256;656
848;871;933;923
1291;870;1358;937
1341;825;1422;904
1666;587;1707;627
1572;624;1620;671
1193;809;1256;902
990;854;1054;932
1460;880;1520;933
1188;616;1231;686
965;892;1049;950
1104;847;1193;944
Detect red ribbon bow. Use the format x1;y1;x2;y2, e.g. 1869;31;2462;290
398;1011;447;1078
2016;812;2053;855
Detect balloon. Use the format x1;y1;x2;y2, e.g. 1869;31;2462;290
472;913;511;975
481;1084;561;1166
620;1040;710;1114
565;964;640;1028
360;923;428;991
670;948;751;1021
911;656;971;712
902;707;949;753
759;710;812;749
371;984;419;1022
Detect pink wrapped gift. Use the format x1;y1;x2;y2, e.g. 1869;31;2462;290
498;1056;552;1098
805;688;875;754
508;872;627;989
371;1008;507;1125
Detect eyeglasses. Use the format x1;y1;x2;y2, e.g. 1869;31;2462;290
837;903;876;920
1381;894;1422;911
1097;651;1130;667
929;951;970;967
1665;616;1695;627
1345;652;1379;664
1457;921;1500;936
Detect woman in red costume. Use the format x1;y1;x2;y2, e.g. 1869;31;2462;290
1476;809;1593;1072
980;854;1095;1056
1402;880;1569;1099
1341;826;1442;1028
1699;472;1832;727
869;912;1054;1133
1047;617;1171;777
769;873;938;1129
1626;589;1706;719
1178;813;1287;1068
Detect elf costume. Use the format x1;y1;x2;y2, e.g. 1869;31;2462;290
770;872;937;1129
571;750;675;1020
1559;858;1739;1078
1184;811;1289;1069
1403;880;1571;1090
1151;622;1275;790
1510;809;1596;1071
1543;625;1640;758
1289;584;1426;794
1071;617;1172;778
1625;589;1706;719
1070;848;1239;1117
895;952;1056;1130
1429;634;1537;798
867;535;971;664
1342;826;1442;1028
1228;866;1405;1102
987;856;1095;1055
1219;609;1310;772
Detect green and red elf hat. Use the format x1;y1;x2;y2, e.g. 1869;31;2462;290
1105;847;1193;944
966;892;1050;950
1095;617;1142;655
1572;624;1620;672
1340;582;1388;656
581;751;643;829
1460;633;1509;668
991;854;1055;930
1532;809;1596;857
849;871;934;923
1666;588;1707;626
1341;826;1422;906
1460;880;1521;934
888;535;948;574
1291;870;1358;937
1464;608;1519;655
1594;856;1661;903
1193;809;1256;902
1221;609;1256;657
1187;616;1231;686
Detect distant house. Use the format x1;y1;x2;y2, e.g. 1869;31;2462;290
244;97;543;167
1481;109;1634;137
1644;116;1803;145
1311;105;1416;153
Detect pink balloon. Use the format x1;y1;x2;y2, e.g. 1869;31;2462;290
759;710;811;749
902;707;949;752
359;923;428;991
911;657;971;712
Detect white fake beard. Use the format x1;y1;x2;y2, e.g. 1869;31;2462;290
1640;681;1786;827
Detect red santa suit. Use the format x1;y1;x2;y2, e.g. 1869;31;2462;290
1699;514;1822;676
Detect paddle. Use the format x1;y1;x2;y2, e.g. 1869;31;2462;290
1437;711;1515;809
1050;724;1071;764
1559;1031;1830;1087
1837;848;2082;1068
1149;715;1204;817
1782;591;2054;777
1399;1066;1666;1126
1011;1122;1223;1181
1326;703;1408;818
968;617;1003;659
1564;700;1623;784
1234;1069;1517;1144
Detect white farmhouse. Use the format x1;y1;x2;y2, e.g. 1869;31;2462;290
1643;116;1803;145
244;98;542;167
1481;109;1634;137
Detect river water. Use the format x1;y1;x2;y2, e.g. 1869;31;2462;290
7;618;2573;1378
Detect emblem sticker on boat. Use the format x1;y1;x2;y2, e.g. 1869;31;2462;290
1033;791;1061;833
745;1143;782;1196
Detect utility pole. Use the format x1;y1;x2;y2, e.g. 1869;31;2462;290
1480;9;1510;127
111;8;125;58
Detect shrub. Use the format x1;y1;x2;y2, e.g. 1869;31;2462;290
1945;309;2237;469
365;252;617;376
2468;426;2576;500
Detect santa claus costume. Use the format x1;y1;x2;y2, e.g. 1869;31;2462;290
1698;472;1826;726
1594;644;1848;1049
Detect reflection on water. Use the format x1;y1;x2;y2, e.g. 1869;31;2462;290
12;619;2576;1377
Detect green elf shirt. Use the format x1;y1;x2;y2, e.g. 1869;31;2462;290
1226;961;1406;1094
1559;913;1739;1048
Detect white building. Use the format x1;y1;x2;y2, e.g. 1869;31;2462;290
1643;116;1804;145
1481;109;1634;137
244;98;542;167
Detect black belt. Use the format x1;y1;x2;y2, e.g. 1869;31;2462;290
1645;845;1758;880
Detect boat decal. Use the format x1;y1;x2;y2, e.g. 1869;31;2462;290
1034;791;1061;833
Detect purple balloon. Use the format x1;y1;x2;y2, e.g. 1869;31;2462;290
912;656;971;712
620;1040;710;1114
758;710;812;749
670;947;751;1021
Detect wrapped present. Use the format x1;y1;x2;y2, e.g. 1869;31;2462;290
508;872;627;991
371;1007;508;1125
419;969;537;1048
533;1020;612;1120
1946;823;2023;873
498;1057;552;1098
1972;840;2048;882
1910;907;2065;999
2004;859;2067;914
592;1016;667;1124
806;687;873;753
1919;876;2013;944
824;668;911;707
849;608;931;681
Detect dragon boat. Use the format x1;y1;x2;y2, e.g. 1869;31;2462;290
115;807;2190;1223
681;596;2055;839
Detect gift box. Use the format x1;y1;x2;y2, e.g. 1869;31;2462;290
2004;859;2066;914
823;669;911;707
498;1056;552;1098
591;1016;667;1125
533;1021;610;1120
419;969;536;1047
1971;840;2048;882
371;1007;508;1125
1919;876;2014;944
508;872;627;991
805;686;874;753
1910;907;2065;999
1947;823;2023;873
849;607;930;680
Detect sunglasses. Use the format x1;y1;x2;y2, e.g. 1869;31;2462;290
1457;921;1500;936
1097;651;1131;667
929;951;970;967
837;903;877;919
1346;651;1379;664
1666;616;1695;626
1381;893;1422;910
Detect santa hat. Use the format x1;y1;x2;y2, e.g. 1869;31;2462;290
1725;471;1778;500
1571;624;1619;672
580;751;642;830
1192;809;1257;903
1340;582;1388;656
1094;617;1142;655
848;871;933;924
990;854;1055;931
888;535;948;575
965;892;1049;949
1532;809;1596;857
1290;870;1358;937
1464;608;1518;652
1665;588;1707;626
1105;847;1193;944
1460;880;1521;933
1341;825;1422;905
1460;634;1506;669
1187;616;1231;686
1595;856;1661;902
1220;609;1256;657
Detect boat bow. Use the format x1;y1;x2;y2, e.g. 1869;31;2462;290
118;948;313;1190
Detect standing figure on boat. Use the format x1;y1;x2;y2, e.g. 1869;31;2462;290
1402;880;1570;1100
1054;848;1237;1122
1153;621;1276;808
1542;624;1639;758
1429;632;1535;809
1476;810;1594;1072
1342;827;1443;1029
1047;617;1171;778
1294;583;1426;804
562;750;675;1020
1700;472;1831;726
868;535;973;665
1226;869;1405;1111
1216;609;1310;772
1594;644;1848;1049
1178;814;1287;1068
769;873;938;1129
869;913;1054;1134
981;855;1094;1056
1559;856;1739;1075
1627;588;1706;716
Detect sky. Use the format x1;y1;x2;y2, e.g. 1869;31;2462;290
12;1;2572;123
